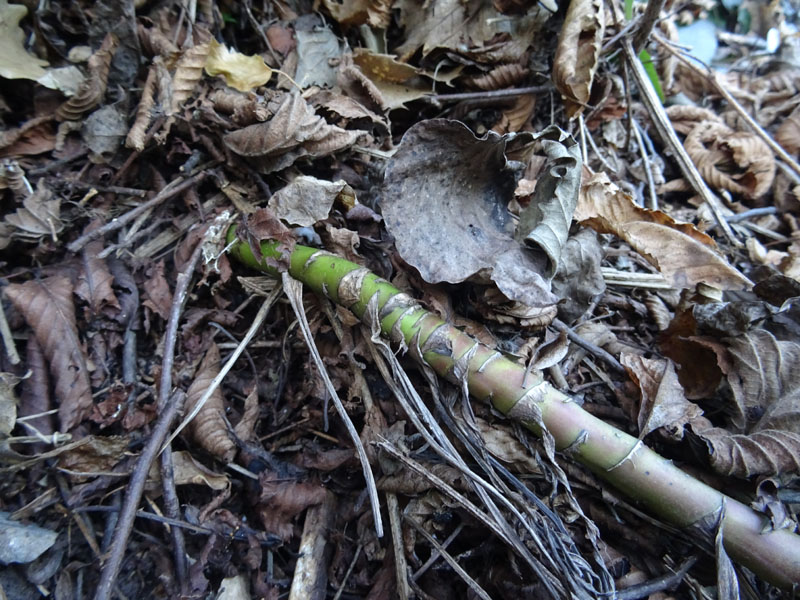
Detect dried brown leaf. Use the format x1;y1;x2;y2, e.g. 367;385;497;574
57;435;128;479
125;63;158;151
683;122;775;200
169;31;212;115
256;470;328;540
223;92;364;173
4;277;92;431
184;343;236;462
269;176;355;226
467;63;530;91
75;222;120;316
0;115;55;157
552;0;604;118
232;387;259;443
3;179;63;243
56;33;119;121
209;89;270;126
141;260;172;321
775;103;800;157
620;353;702;439
322;0;393;27
148;450;230;491
692;330;800;477
575;172;751;290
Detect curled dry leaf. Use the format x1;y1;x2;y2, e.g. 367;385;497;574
3;179;63;244
692;330;800;477
209;89;270;125
147;450;230;491
269;176;355;226
467;63;530;91
683;121;775;200
224;92;364;173
552;0;604;118
55;33;119;121
75;221;120;316
205;39;273;93
321;0;392;28
256;470;328;540
183;343;236;462
169;32;212;116
4;277;92;431
382;120;580;316
575;172;751;290
125;64;158;150
775;103;800;157
620;353;703;440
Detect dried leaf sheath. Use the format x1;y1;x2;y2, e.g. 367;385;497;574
227;228;800;589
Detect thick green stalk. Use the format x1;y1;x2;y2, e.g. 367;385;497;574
228;230;800;589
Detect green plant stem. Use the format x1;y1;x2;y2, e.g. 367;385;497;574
228;229;800;589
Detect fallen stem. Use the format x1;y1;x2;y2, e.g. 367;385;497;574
227;230;800;589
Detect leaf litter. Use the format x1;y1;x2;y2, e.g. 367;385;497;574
1;1;800;598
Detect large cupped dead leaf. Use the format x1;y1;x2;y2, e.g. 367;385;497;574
552;0;604;118
224;92;364;173
575;172;751;290
692;330;800;477
4;276;93;431
381;120;580;311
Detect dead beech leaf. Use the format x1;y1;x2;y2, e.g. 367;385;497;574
620;353;702;440
692;330;800;477
322;0;392;27
575;172;751;290
55;33;118;121
205;38;273;92
57;435;128;479
141;260;172;321
224;92;364;173
148;450;229;490
683;121;775;200
382;120;579;314
3;179;63;243
169;31;212;115
256;470;328;540
4;277;93;431
184;343;236;462
269;176;355;226
475;418;545;475
552;0;604;118
75;222;120;316
775;103;800;156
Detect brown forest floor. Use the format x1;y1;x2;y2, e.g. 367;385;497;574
1;0;800;598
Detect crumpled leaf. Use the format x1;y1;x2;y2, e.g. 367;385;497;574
82;105;127;163
148;450;230;490
692;330;800;477
575;172;752;290
269;176;355;226
75;221;120;316
0;511;58;565
382;120;579;311
3;179;63;243
620;353;703;439
224;92;364;173
294;25;340;89
0;0;49;83
57;435;128;478
552;0;604;118
184;343;236;462
551;228;606;322
55;33;118;121
0;373;22;462
256;470;328;540
322;0;392;27
4;276;93;431
205;38;273;92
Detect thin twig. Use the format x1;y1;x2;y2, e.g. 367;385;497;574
552;318;626;375
67;165;216;253
621;39;740;245
0;300;20;365
631;118;659;209
92;390;185;600
426;85;552;103
632;0;666;52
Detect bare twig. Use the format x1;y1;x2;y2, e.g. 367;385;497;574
288;494;336;600
0;300;20;365
427;85;552;103
551;319;626;375
67;165;216;253
621;40;740;245
632;0;666;52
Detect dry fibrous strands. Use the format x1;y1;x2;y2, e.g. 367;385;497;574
183;343;236;462
56;33;119;121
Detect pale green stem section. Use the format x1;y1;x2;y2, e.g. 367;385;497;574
228;229;800;589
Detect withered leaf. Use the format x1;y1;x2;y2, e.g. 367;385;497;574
620;353;703;439
693;330;800;477
75;221;120;316
382;120;579;311
269;176;355;227
256;470;328;540
576;172;751;290
552;0;604;118
141;260;172;321
3;179;63;243
4;277;93;431
224;92;364;173
183;343;236;462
